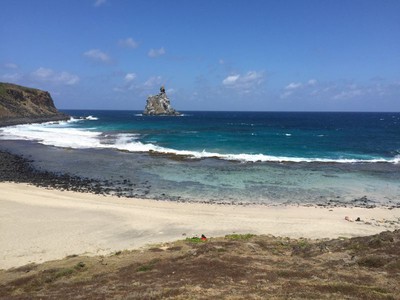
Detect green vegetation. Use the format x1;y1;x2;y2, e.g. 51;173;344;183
0;84;7;97
74;262;86;270
0;82;40;95
297;239;310;248
225;233;255;240
136;259;160;272
185;236;207;243
54;268;74;279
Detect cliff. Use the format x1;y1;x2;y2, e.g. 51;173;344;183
143;86;180;116
0;82;69;126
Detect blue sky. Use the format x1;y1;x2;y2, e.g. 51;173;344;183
1;0;399;111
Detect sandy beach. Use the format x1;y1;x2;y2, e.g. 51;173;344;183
1;182;399;270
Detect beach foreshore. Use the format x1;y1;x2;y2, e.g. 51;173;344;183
1;182;399;270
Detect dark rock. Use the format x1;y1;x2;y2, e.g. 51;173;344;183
0;150;145;198
143;86;180;116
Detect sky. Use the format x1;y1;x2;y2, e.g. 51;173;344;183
1;0;399;111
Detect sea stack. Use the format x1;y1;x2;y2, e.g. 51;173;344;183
143;86;181;116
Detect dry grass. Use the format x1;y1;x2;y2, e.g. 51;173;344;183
1;230;400;299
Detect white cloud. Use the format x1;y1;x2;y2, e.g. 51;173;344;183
94;0;106;7
222;74;240;85
115;75;167;96
332;89;363;100
280;79;315;99
148;47;166;58
222;71;264;92
241;71;263;84
118;37;139;49
285;82;302;90
83;49;110;63
281;79;320;98
113;73;138;92
32;67;53;79
56;71;80;85
279;78;397;102
124;73;136;82
31;67;79;85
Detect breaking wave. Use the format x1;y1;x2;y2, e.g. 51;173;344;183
1;117;399;164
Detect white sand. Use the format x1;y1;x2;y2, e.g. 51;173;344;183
1;182;399;270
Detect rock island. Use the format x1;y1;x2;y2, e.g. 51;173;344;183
143;85;181;116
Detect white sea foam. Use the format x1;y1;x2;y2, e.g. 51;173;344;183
113;144;400;164
67;117;84;123
1;122;398;164
392;155;400;164
65;116;98;123
114;133;140;145
0;123;102;148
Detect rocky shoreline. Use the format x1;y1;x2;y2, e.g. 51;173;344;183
0;114;69;127
1;147;399;210
0;150;140;197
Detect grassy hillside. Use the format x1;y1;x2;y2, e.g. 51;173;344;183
0;82;68;125
1;230;399;299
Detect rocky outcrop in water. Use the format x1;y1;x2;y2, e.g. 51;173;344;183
143;86;180;116
0;82;69;126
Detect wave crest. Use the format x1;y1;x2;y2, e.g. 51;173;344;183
1;121;398;164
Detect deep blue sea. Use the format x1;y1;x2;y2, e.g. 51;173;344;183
1;110;400;205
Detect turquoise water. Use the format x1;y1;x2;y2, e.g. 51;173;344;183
1;110;400;205
42;110;400;162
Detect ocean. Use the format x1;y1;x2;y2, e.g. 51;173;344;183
1;110;400;206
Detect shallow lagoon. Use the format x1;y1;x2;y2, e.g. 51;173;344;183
1;139;399;207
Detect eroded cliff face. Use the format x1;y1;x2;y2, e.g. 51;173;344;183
143;87;180;116
0;82;68;126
